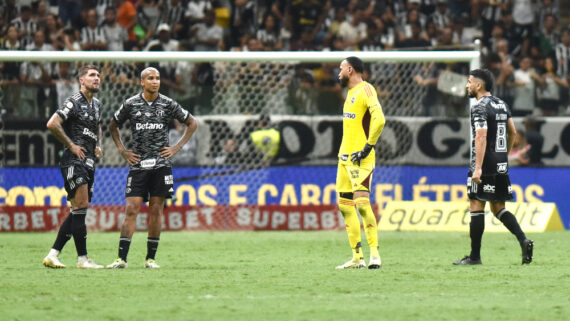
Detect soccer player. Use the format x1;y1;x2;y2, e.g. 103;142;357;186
42;65;104;269
454;68;534;265
107;67;197;269
335;56;386;269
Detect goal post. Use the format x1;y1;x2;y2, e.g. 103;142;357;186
1;48;481;229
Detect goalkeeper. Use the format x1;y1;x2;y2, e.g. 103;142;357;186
335;56;386;270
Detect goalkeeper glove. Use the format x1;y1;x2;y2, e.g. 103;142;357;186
351;143;374;166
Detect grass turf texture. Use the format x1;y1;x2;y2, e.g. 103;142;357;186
0;231;568;321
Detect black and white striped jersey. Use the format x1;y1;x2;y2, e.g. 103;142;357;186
470;95;512;175
114;93;190;170
56;92;102;168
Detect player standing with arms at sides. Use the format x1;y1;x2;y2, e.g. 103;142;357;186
335;56;386;269
107;67;197;269
43;65;104;269
454;69;534;265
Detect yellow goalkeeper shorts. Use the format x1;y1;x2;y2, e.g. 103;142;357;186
336;162;374;194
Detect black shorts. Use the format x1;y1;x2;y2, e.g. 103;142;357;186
126;166;174;202
467;171;513;202
60;163;95;202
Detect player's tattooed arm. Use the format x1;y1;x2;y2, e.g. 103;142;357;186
95;124;103;159
47;113;86;160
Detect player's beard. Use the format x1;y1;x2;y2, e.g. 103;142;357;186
86;84;100;93
340;75;349;87
467;88;476;98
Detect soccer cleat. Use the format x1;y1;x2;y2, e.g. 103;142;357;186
335;259;366;269
453;255;482;265
106;258;128;269
43;255;66;269
368;256;382;269
144;259;160;269
76;256;104;269
521;239;534;264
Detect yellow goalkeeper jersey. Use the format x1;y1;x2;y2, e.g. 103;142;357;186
338;81;386;168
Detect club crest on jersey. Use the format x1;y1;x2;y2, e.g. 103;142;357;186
156;110;164;117
497;162;508;174
351;97;356;104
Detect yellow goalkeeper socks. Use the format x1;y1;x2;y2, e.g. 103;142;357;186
338;197;363;261
355;197;379;254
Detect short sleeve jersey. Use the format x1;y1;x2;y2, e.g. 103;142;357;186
114;93;190;170
56;92;102;168
470;95;512;175
338;81;383;167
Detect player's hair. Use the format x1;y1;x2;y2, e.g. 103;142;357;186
141;67;160;80
345;56;364;73
469;68;494;92
78;64;100;78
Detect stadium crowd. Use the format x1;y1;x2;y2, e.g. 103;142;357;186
0;0;569;119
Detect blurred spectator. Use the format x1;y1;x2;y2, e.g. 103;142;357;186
338;9;367;50
359;21;385;51
19;60;51;119
185;0;212;25
508;56;540;116
115;0;138;44
437;26;456;47
58;0;82;28
425;21;439;46
61;27;81;51
555;28;569;82
289;0;328;39
33;1;48;26
535;0;558;32
51;61;79;108
451;16;476;46
137;0;162;35
170;41;195;112
228;0;257;49
496;39;514;65
522;116;544;165
257;14;283;51
486;52;514;107
144;23;179;51
508;128;530;166
291;27;319;51
430;0;451;32
10;5;37;48
43;13;64;50
315;63;343;115
500;11;524;57
534;13;559;57
80;9;107;51
0;25;22;116
95;0;115;25
512;0;534;56
161;0;186;39
101;6;128;51
413;62;443;116
397;22;430;48
144;23;179;93
190;62;215;115
169;119;198;165
397;9;426;43
1;0;19;31
535;56;568;116
190;10;223;51
479;0;507;47
26;29;54;51
327;6;346;38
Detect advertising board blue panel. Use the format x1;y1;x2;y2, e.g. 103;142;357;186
1;166;568;228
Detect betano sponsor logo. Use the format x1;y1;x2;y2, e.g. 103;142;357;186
135;123;164;130
82;128;97;140
380;201;564;232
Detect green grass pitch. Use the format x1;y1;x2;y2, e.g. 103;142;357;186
1;231;568;321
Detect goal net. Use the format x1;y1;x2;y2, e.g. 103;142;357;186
0;50;479;230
